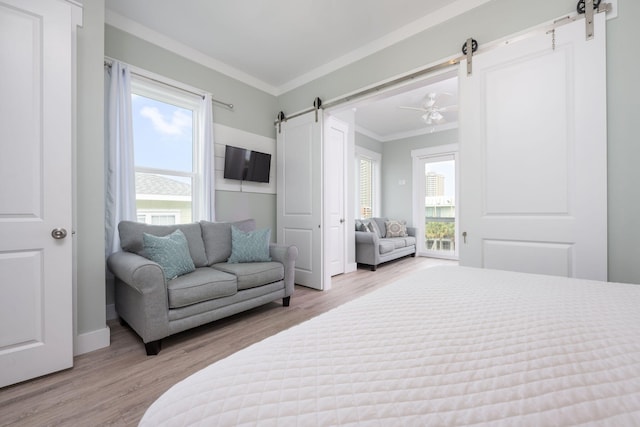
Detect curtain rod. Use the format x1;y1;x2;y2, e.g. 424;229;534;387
104;60;234;110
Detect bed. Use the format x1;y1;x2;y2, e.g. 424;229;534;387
139;266;640;426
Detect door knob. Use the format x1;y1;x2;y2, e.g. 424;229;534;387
339;219;345;223
51;228;68;240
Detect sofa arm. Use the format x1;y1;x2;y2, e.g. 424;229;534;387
269;243;298;297
107;251;170;343
355;230;379;244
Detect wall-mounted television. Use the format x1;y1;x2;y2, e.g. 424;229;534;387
223;145;271;183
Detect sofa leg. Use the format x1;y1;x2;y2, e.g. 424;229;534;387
371;265;377;271
283;296;291;307
145;340;162;356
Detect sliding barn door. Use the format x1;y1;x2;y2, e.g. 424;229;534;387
276;112;324;290
0;0;80;387
459;13;607;280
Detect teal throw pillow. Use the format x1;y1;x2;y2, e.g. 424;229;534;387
143;229;195;280
228;225;272;263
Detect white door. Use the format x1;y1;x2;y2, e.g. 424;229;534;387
325;116;347;277
459;13;607;280
276;112;324;290
0;0;79;387
412;146;458;259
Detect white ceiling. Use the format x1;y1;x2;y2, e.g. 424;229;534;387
105;0;481;139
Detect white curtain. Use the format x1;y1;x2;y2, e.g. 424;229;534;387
200;94;216;221
105;61;136;257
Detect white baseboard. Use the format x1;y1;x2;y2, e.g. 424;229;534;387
75;326;110;356
106;303;118;321
346;262;357;274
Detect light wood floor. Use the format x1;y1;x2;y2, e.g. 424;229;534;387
0;257;456;427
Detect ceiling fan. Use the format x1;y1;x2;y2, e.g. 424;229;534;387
399;93;457;125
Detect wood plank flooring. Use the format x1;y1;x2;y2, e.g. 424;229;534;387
0;257;455;427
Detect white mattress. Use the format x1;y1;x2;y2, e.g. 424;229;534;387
139;266;640;426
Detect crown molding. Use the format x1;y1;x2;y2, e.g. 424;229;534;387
105;10;279;95
277;0;492;94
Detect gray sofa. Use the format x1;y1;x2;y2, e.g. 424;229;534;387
355;217;417;271
107;219;298;355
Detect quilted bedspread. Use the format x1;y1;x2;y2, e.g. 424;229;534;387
139;266;640;426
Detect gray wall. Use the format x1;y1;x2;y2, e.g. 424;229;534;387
74;0;640;349
279;0;640;285
76;0;106;337
381;129;457;224
102;26;281;306
355;132;383;154
105;26;278;139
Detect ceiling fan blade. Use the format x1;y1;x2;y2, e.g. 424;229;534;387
399;106;427;112
437;105;459;112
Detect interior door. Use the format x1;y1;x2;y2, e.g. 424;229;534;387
0;0;79;387
459;13;607;280
276;112;324;290
325;116;347;277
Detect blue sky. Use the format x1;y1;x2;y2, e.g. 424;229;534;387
426;160;455;198
131;94;193;173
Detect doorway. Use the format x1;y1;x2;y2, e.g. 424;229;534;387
412;145;459;260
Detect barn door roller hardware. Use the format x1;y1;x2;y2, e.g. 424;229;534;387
461;38;478;76
313;97;322;122
276;111;286;133
575;0;611;40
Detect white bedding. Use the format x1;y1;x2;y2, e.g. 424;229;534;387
140;266;640;426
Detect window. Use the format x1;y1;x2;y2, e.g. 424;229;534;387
130;76;205;224
411;144;459;260
355;147;381;220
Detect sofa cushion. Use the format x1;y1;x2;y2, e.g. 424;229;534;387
388;238;407;250
118;221;208;268
143;230;196;280
213;262;284;291
167;267;237;309
228;226;272;263
404;236;417;247
201;219;256;265
378;239;396;255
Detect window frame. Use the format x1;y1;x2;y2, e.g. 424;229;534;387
129;74;206;224
354;146;381;220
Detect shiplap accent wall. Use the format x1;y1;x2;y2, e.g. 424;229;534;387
213;123;276;194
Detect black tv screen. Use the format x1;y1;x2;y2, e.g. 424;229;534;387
223;145;271;183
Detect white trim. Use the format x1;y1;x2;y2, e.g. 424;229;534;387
277;0;493;93
75;326;111;356
105;10;278;95
106;1;492;95
380;122;458;143
411;143;459;159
